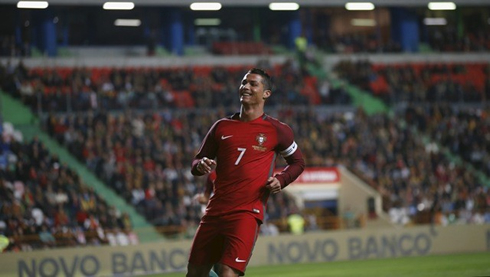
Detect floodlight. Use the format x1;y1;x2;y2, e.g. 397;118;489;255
269;2;300;11
17;1;48;9
345;2;375;11
428;2;456;10
103;2;135;10
190;2;222;11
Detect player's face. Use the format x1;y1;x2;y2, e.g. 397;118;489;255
239;73;270;105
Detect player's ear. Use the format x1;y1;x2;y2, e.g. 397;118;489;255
263;89;271;99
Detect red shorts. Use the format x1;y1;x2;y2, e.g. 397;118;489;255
188;212;261;275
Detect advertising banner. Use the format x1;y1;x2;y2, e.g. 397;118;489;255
285;167;340;185
1;224;489;277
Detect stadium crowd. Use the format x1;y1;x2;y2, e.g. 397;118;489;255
1;57;490;252
282;108;490;225
2;27;490;59
427;29;490;53
41;109;301;236
0;122;136;252
42;106;490;230
320;30;490;54
315;33;403;54
334;59;489;104
0;35;30;58
0;59;351;115
405;104;490;177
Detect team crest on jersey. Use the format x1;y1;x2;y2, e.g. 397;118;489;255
253;133;267;151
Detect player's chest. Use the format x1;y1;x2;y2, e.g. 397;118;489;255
215;123;277;153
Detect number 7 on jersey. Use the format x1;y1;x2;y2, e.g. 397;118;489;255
235;147;246;165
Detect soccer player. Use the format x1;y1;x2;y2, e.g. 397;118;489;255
187;68;305;277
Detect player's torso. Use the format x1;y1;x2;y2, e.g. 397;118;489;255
215;118;278;171
208;116;278;217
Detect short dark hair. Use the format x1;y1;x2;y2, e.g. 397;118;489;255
247;68;273;91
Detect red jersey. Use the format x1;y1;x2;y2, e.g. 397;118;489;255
192;113;305;222
204;171;217;196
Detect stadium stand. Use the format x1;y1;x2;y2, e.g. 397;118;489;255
1;1;490;258
38;105;490;231
3;28;489;58
212;41;273;55
405;104;490;176
39;108;306;237
317;33;403;54
0;122;137;252
1;53;490;247
280;108;489;226
0;60;350;114
427;29;490;53
333;59;489;104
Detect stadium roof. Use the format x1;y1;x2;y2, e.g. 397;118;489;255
0;0;489;7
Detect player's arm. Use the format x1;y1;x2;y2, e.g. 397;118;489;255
193;191;211;205
191;122;219;176
272;123;305;189
276;146;304;188
193;171;216;204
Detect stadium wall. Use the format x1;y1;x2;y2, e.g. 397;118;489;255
337;166;393;228
322;53;490;70
2;224;489;277
0;55;290;68
2;53;490;69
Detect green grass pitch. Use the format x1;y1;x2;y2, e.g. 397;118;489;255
149;251;490;277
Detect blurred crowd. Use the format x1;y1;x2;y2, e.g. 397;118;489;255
427;29;490;53
0;123;136;252
43;107;490;232
334;60;490;104
2;27;490;59
0;59;350;114
405;104;490;177
316;29;490;54
1;58;490;252
281;108;490;226
316;33;402;54
0;35;30;58
42;108;302;237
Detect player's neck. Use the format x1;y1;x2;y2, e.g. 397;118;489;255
239;105;264;122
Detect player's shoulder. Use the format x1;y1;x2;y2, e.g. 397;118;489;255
212;113;239;127
263;114;295;139
263;114;291;129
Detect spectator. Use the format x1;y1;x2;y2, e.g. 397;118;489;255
38;225;56;248
287;210;306;235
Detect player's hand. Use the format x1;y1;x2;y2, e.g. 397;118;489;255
265;177;282;194
196;157;216;174
192;193;210;205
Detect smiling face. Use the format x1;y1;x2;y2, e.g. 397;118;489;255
239;72;271;106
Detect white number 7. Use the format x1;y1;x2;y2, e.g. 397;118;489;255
235;148;246;165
